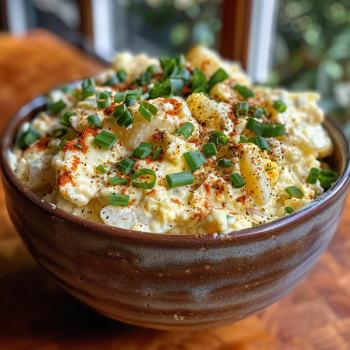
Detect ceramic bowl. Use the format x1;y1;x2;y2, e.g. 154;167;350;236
1;95;350;330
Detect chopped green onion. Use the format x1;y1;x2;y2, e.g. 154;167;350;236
131;169;157;189
172;67;191;84
246;118;285;137
250;107;264;119
273;99;287;113
103;75;119;86
234;84;254;98
59;139;68;149
248;136;270;151
133;142;154;159
94;131;118;150
96;91;110;109
117;70;127;82
210;131;228;146
306;168;320;184
147;65;159;75
124;98;136;107
87;114;102;128
246;118;265;135
114;88;143;103
173;122;194;140
152;147;163;160
117;158;135;175
138;101;158;122
318;169;339;189
74;144;82;150
61;111;74;126
176;54;185;67
265;167;274;171
192;87;207;94
235;101;249;118
109;193;129;206
252;224;262;227
96;165;107;174
139;71;151;85
113;103;127;118
284;207;294;215
203;142;217;156
162;59;178;78
207;68;229;92
49;100;66;115
218;158;232;167
109;176;128;185
150;79;173;99
159;55;169;68
82;78;96;91
169;78;185;95
285;186;304;198
226;214;235;220
61;85;72;93
113;104;135;127
239;135;248;144
192;68;207;91
183;150;206;171
52;128;68;139
166;171;193;188
229;173;246;188
18;125;41;149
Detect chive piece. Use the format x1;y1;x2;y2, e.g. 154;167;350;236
61;85;72;93
49;100;66;115
74;144;82;150
125;98;136;107
183;150;206;171
117;158;135;175
252;224;262;227
166;171;194;188
96;164;107;174
87;114;102;128
226;214;235;220
94;131;118;150
18;125;41;149
173;122;194;140
159;55;169;68
147;65;159;75
131;169;157;189
162;59;178;78
113;103;127;118
103;74;119;86
318;169;339;189
236;101;249;118
169;78;185;95
246;118;265;135
284;207;294;215
248;136;270;151
192;68;207;91
251;107;264;119
138;101;158;122
117;70;127;82
150;79;173;98
82;78;96;91
207;68;229;92
59;139;68;149
61;111;74;126
192;87;207;94
96;91;110;109
265;167;274;171
118;109;135;128
306;168;320;184
246;118;285;137
234;84;254;98
109;193;129;206
285;186;304;198
172;67;191;84
114;89;143;103
176;54;185;67
239;135;248;144
263;108;269;117
152;147;163;160
229;173;246;188
52;128;68;139
210;131;228;146
218;158;232;167
203;142;217;156
109;176;128;185
273;99;287;113
139;71;151;86
133;142;154;159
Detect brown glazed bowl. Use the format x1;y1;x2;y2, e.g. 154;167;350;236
1;95;350;331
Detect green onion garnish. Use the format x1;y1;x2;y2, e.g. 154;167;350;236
306;168;320;184
236;101;249;118
229;173;246;188
192;87;207;94
59;139;68;149
139;71;151;86
170;78;185;95
234;84;254;98
81;78;96;99
246;118;285;137
109;193;129;206
248;136;270;151
133;142;154;159
172;67;191;84
166;171;193;188
131;169;157;189
96;91;110;109
285;186;304;198
250;107;264;119
210;131;228;146
103;75;119;86
183;150;206;171
96;165;107;173
117;158;135;175
273;100;287;113
192;68;207;91
150;79;173;98
18;125;41;149
113;104;135;127
176;54;185;67
152;147;163;160
61;111;74;126
94;131;118;150
318;169;339;189
284;207;294;215
109;176;128;185
74;144;82;150
147;65;158;75
203;142;217;156
162;59;178;78
87;114;102;128
117;70;127;82
49;100;66;115
226;214;234;220
61;85;72;93
218;158;232;167
52;128;68;139
207;68;229;92
138;101;158;122
173;122;194;140
114;88;143;103
239;135;248;144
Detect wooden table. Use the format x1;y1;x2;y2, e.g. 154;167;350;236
1;29;350;350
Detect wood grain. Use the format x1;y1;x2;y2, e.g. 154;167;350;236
1;29;350;350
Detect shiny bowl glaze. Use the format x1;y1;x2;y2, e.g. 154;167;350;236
1;95;350;330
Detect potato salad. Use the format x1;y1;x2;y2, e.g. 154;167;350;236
11;46;339;235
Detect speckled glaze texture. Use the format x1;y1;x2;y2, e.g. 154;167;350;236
2;96;350;330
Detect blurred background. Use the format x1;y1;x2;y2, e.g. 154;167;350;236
1;0;350;137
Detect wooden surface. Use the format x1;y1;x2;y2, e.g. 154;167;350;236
1;29;350;350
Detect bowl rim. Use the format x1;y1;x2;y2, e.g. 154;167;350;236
1;94;350;247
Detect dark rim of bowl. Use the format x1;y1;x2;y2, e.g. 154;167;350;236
1;94;350;247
